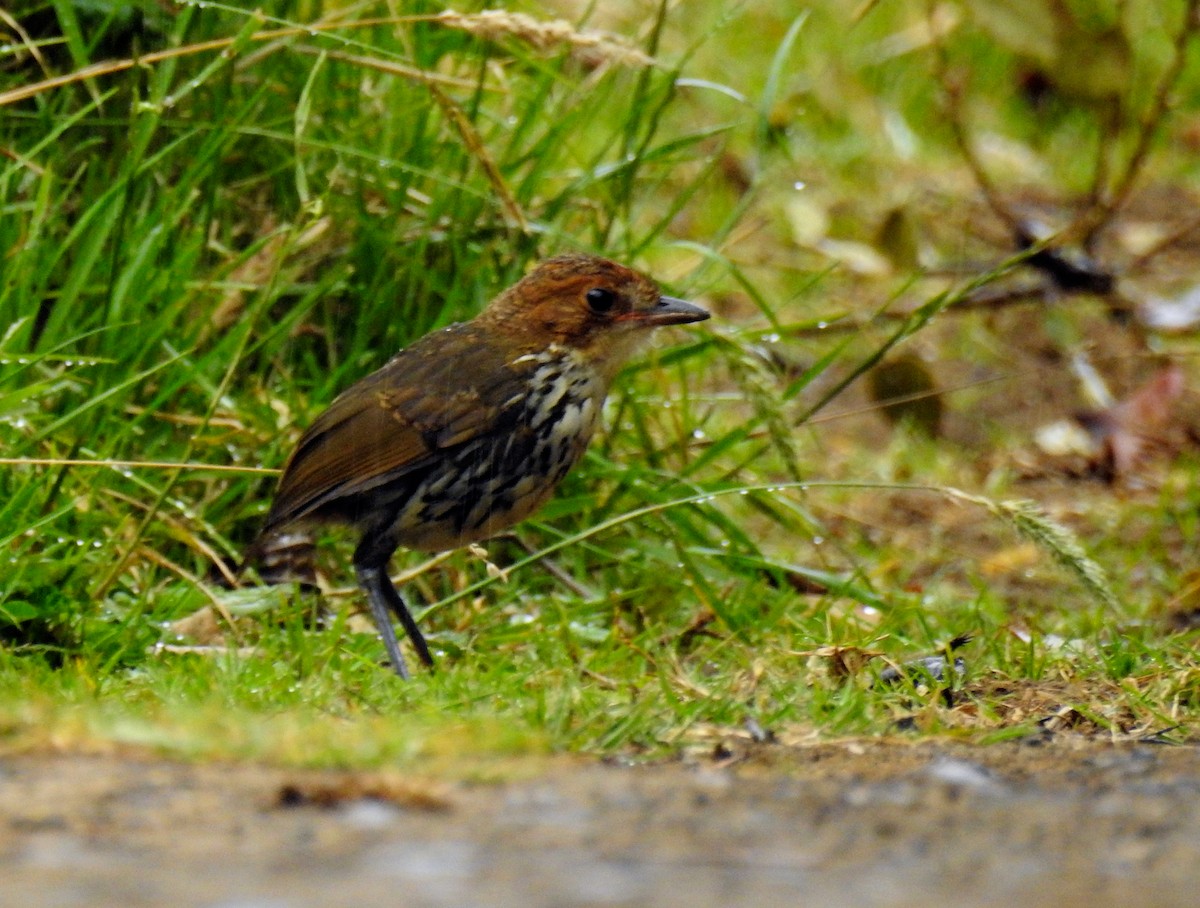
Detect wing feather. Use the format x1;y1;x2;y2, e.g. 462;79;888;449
264;323;524;530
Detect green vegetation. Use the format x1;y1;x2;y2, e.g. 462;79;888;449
2;0;1198;770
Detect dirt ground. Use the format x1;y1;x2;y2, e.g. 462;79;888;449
2;737;1198;908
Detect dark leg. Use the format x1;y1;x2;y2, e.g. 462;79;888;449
353;535;435;678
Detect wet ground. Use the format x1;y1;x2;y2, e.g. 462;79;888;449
3;738;1198;907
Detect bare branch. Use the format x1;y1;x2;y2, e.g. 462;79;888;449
1079;0;1200;245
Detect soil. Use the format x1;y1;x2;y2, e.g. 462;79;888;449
4;737;1199;907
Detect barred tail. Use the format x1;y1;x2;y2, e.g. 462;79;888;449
240;528;320;589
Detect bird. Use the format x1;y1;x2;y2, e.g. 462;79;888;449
249;253;710;679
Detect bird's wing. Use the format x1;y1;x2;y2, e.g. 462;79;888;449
264;323;525;530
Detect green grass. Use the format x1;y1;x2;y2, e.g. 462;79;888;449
1;0;1199;771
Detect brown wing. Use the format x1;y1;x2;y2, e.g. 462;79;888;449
263;322;524;531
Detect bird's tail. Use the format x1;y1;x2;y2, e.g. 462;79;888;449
236;528;321;589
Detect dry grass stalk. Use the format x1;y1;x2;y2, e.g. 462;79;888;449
435;9;655;68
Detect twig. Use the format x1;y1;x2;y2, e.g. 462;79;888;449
0;17;478;108
0;457;276;474
927;3;1022;234
511;534;598;600
424;80;530;234
1079;0;1200;245
0;7;49;77
135;545;240;635
1127;210;1200;275
102;487;241;588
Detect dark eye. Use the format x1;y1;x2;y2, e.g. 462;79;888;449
586;287;617;313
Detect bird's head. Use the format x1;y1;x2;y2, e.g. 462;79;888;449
476;254;709;380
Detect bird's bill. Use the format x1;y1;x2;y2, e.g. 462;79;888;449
624;295;710;327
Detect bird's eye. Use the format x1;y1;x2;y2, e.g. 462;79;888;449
585;287;617;313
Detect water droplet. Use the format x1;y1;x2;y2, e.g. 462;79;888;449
793;180;807;191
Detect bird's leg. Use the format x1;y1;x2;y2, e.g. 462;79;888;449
353;535;435;678
356;564;412;680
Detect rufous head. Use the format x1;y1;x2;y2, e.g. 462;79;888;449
476;254;709;378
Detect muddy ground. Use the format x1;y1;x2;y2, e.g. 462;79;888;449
2;738;1198;907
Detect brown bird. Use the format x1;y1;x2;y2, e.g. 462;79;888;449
251;253;709;678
